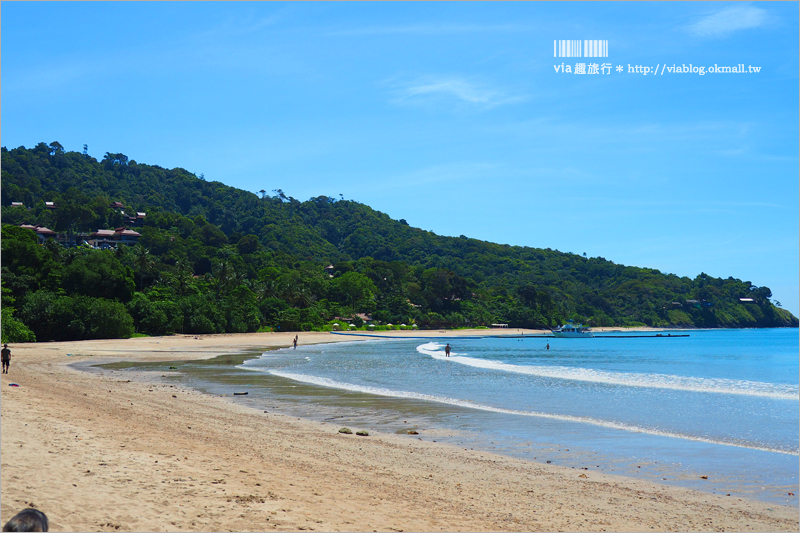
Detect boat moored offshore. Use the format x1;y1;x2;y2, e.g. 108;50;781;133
552;323;594;337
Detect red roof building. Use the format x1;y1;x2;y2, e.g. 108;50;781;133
18;224;57;244
88;227;141;248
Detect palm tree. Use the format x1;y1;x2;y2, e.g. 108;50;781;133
173;261;194;296
131;244;153;291
212;260;236;296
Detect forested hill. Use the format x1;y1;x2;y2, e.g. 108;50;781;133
1;142;796;342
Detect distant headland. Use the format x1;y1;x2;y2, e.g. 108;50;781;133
2;142;797;343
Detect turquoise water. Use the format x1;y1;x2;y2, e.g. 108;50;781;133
172;329;799;504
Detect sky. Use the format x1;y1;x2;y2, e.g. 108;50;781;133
2;2;798;315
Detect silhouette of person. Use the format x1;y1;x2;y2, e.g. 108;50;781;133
545;343;550;350
445;343;451;357
1;344;10;374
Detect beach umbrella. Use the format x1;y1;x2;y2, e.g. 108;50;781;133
387;323;393;326
400;323;406;326
349;323;357;328
368;324;375;328
412;324;418;328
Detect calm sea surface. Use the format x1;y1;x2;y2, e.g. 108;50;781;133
172;329;798;505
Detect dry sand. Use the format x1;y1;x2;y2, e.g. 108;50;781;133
1;330;797;532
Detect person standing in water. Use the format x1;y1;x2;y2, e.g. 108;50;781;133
293;335;298;349
445;343;451;357
545;342;550;350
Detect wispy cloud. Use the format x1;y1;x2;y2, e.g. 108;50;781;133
388;76;526;110
327;23;525;37
3;61;96;93
569;198;790;211
364;161;502;192
686;4;768;38
199;12;285;39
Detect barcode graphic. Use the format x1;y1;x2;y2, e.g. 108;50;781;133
555;40;581;58
554;40;608;58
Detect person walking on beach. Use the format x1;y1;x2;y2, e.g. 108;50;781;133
1;344;10;374
445;343;451;357
293;335;298;349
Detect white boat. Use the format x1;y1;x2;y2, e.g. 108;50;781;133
552;323;593;338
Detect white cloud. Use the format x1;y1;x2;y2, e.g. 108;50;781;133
686;4;768;38
2;61;96;93
389;76;525;110
199;12;285;38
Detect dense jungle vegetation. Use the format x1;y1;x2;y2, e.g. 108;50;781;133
2;142;796;342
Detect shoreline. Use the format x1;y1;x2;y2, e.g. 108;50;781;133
2;331;798;532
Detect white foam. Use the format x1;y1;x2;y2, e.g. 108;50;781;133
416;343;798;400
264;369;798;456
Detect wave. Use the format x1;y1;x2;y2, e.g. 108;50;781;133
416;343;799;401
262;369;798;456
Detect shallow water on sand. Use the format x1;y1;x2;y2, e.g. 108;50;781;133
115;329;799;505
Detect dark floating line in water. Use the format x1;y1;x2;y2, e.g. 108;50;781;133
330;332;690;339
330;332;493;339
594;334;690;338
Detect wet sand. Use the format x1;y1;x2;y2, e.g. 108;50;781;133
2;331;797;532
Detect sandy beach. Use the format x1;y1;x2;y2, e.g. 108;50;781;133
1;330;797;532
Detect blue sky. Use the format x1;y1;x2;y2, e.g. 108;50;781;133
2;2;798;315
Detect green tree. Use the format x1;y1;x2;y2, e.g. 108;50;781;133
62;250;135;302
130;245;154;291
53;203;96;244
1;306;37;343
179;294;225;334
127;292;183;335
19;291;133;341
237;234;260;254
1;224;59;300
221;285;261;333
1;288;36;343
331;271;377;315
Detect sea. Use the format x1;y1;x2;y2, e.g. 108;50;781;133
166;328;798;505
